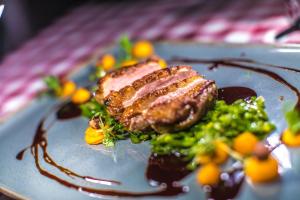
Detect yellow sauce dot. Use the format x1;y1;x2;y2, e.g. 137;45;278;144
121;59;138;67
282;128;300;147
233;132;258;156
98;54;115;71
245;156;279;183
196;163;220;186
61;81;76;97
85;127;104;145
71;88;91;104
132;40;154;59
196;154;212;165
213;141;229;164
158;59;167;69
196;141;228;165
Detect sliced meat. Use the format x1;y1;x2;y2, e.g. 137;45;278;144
120;76;209;131
96;61;218;133
145;80;217;133
95;58;161;103
104;66;197;118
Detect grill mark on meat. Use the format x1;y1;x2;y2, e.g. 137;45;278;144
96;61;218;133
124;66;195;107
104;68;171;118
151;80;215;109
104;66;198;118
103;63;158;97
122;76;203;120
95;59;161;103
120;76;206;130
150;79;210;108
146;81;217;133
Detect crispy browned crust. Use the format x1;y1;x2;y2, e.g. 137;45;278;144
104;68;170;117
104;66;193;118
120;76;204;130
95;58;159;104
95;59;218;133
145;81;217;133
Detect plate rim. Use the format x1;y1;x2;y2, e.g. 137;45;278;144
155;40;300;49
0;186;28;200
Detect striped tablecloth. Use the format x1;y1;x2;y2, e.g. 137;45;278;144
0;0;299;121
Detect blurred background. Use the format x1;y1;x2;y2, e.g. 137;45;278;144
0;0;300;141
0;0;85;58
1;0;299;59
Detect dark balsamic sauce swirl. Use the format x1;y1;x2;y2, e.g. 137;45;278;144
171;57;300;73
16;103;188;198
56;102;82;120
218;87;257;104
171;57;300;110
206;168;244;200
146;154;192;187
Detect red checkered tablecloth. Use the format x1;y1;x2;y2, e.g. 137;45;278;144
0;0;299;121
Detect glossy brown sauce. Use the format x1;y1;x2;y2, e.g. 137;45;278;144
218;87;257;104
205;168;244;200
56;102;82;119
146;154;192;187
16;148;27;160
16;104;188;198
171;57;300;110
172;57;300;73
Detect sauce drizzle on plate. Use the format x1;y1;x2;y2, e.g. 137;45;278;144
171;57;300;110
205;167;244;200
16;57;300;199
16;104;189;198
218;87;257;104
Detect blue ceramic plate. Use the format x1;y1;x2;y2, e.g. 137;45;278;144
1;42;300;200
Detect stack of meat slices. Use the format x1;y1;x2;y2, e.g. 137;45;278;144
95;58;218;133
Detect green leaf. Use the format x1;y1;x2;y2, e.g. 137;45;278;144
43;76;61;95
130;134;140;144
89;66;106;81
95;67;106;78
118;35;133;61
79;99;103;118
103;137;115;147
80;97;136;147
285;108;300;134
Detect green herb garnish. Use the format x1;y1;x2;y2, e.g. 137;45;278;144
89;67;106;81
80;98;128;146
43;75;62;96
80;98;155;146
118;35;133;63
285;108;300;134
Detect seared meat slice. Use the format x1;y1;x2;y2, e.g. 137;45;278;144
120;76;215;132
145;80;217;133
95;58;161;103
96;61;218;133
104;66;197;118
